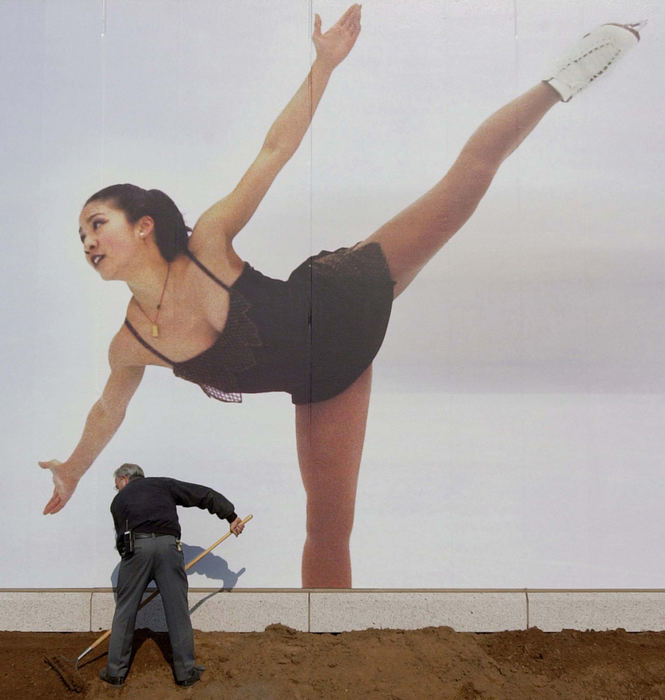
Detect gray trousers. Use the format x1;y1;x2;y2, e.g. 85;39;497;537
107;535;194;681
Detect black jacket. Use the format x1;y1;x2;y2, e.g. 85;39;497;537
111;477;237;548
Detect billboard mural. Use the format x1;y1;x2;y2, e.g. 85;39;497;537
3;0;665;589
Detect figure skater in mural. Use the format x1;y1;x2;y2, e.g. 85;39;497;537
40;5;643;587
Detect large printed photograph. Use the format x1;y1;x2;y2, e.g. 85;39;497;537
3;0;664;589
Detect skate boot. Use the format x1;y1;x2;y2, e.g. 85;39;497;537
545;22;645;101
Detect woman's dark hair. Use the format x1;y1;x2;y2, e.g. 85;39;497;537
85;184;190;262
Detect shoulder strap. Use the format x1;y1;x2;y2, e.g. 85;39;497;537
186;249;232;291
124;318;175;365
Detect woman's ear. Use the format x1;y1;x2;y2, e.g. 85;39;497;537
136;215;155;239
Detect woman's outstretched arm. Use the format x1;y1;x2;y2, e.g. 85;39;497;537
40;339;145;514
192;4;362;246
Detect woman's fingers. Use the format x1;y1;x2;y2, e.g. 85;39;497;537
40;459;73;514
330;4;361;35
44;488;71;515
43;490;63;515
339;3;360;27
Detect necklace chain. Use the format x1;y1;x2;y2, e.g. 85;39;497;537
134;264;171;338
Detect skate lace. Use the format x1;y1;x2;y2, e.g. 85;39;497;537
561;41;622;86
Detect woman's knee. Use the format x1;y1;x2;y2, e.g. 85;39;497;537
305;495;355;543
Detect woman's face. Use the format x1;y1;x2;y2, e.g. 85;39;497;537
78;200;143;280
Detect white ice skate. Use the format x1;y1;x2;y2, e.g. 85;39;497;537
545;22;645;101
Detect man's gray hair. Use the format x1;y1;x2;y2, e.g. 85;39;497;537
114;463;145;481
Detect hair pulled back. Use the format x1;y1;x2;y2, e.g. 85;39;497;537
85;184;190;262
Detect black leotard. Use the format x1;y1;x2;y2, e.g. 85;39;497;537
124;243;394;405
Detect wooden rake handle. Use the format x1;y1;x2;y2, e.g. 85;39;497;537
184;514;253;571
75;514;253;668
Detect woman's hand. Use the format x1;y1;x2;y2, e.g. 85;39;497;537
40;459;81;514
313;4;362;70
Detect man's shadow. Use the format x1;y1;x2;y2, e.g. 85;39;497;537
109;540;246;590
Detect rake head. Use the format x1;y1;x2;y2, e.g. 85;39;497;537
44;655;85;693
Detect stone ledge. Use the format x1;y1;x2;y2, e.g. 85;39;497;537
309;591;526;632
528;591;665;632
3;589;665;633
90;590;309;633
0;591;91;632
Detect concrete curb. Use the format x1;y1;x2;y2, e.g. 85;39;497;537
2;589;665;633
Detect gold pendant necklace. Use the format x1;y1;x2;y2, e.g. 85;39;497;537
134;264;171;338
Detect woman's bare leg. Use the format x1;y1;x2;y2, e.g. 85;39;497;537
293;87;556;588
295;366;372;588
367;82;560;296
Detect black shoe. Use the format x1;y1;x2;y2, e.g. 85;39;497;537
176;666;204;687
98;668;125;686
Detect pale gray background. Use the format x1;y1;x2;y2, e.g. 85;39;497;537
2;0;664;588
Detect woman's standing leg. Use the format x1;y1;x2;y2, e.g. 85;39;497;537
368;82;560;296
295;366;372;588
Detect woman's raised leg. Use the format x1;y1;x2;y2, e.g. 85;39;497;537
295;366;372;588
368;20;642;296
368;82;560;296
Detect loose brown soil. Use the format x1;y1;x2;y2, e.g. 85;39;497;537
3;624;665;698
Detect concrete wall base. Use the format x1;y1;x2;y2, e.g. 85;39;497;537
2;589;665;633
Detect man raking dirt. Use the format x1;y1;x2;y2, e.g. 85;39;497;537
97;463;246;688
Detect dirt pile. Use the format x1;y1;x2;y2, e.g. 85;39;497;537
3;624;665;698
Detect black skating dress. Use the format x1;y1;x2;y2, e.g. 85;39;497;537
124;242;394;405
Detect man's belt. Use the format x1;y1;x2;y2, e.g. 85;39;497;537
133;532;173;539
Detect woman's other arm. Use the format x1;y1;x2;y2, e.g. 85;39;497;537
40;335;145;514
192;4;362;249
